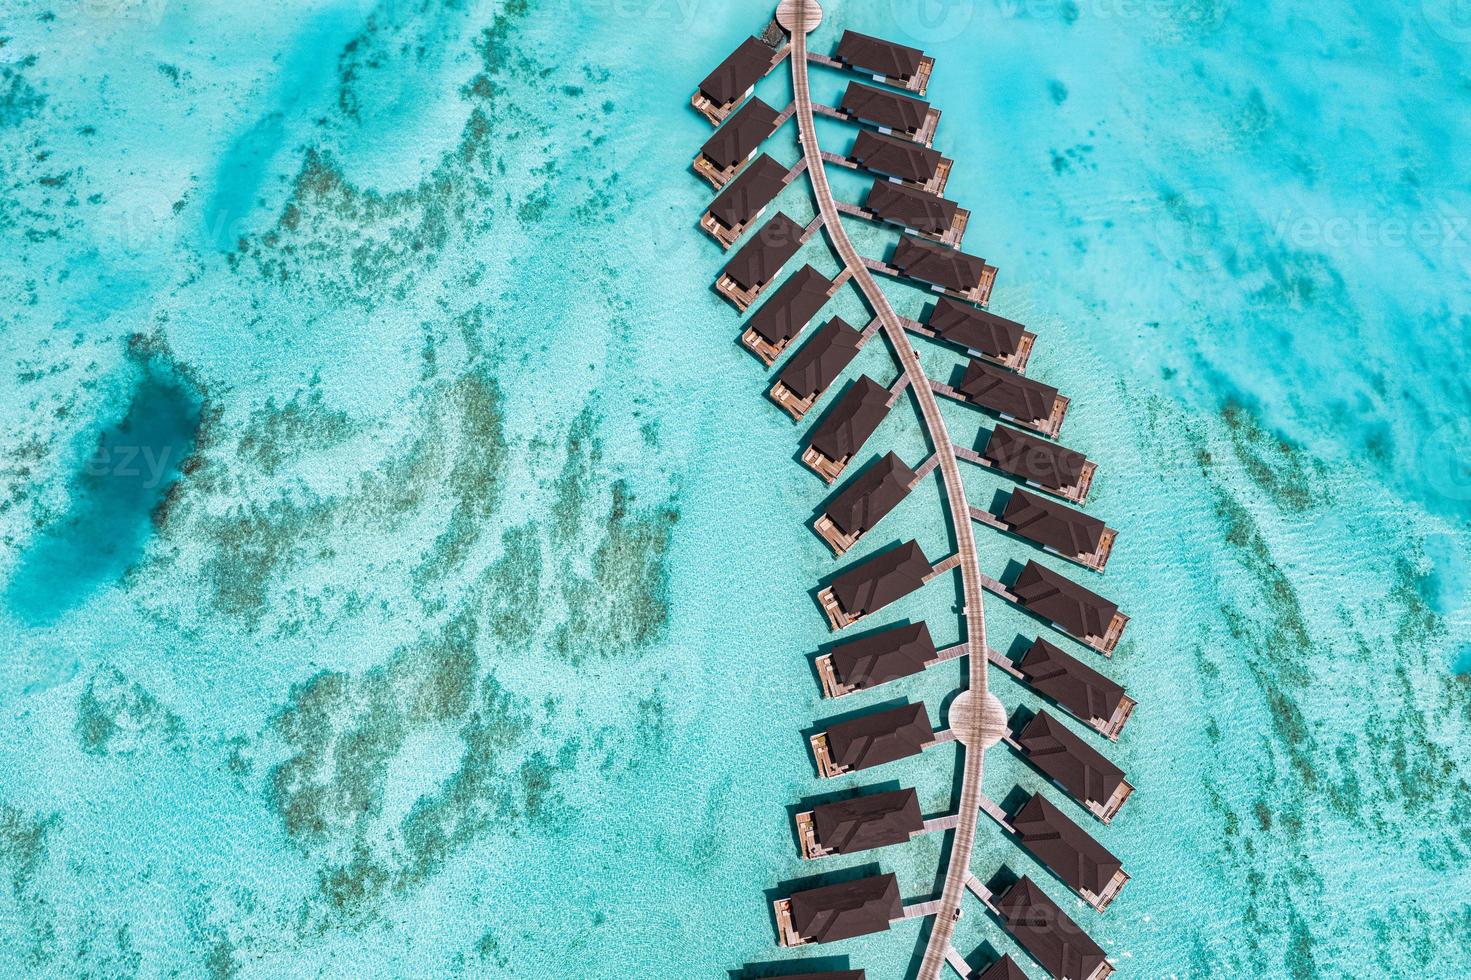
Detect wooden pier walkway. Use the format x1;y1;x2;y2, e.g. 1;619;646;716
783;7;995;977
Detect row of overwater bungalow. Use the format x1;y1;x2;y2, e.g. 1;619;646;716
696;22;1132;980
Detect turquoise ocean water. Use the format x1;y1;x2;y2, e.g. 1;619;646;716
1;0;1469;975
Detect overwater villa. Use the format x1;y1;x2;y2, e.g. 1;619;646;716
775;872;903;947
702;153;793;248
718;212;806;311
696;96;784;189
1001;637;1136;739
796;787;924;858
846;129;949;192
879;236;996;306
1005;560;1129;655
693;35;785;124
949;360;1068;439
978;425;1096;505
837;81;940;145
816;539;934;630
978;488;1117;573
801;375;893;483
924;297;1035;372
810;702;939;778
814;451;919;555
994;877;1113;980
855;180;968;246
1012;793;1129;911
831;30;934;95
1009;710;1134;823
815;620;937;698
742;264;836;364
770;316;863;420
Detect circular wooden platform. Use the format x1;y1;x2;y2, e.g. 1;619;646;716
776;0;823;34
948;691;1008;749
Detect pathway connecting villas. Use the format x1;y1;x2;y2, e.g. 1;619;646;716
695;5;1132;979
777;3;1005;977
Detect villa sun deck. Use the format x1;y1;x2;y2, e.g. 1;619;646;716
984;560;1129;656
770;315;865;420
866;236;997;306
692;35;788;125
1007;710;1134;823
970;489;1118;573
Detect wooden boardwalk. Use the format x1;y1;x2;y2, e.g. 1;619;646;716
783;7;993;978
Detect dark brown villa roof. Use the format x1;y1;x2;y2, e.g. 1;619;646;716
1013;561;1118;641
1001;489;1107;557
1016;638;1127;723
927;297;1026;359
891;237;987;293
826;702;933;771
699;36;775;106
812;787;924;854
958;361;1059;426
1016;711;1127;809
840;82;930;135
830;540;931;619
835;30;925;81
779;317;862;401
708;153;789;231
829;620;936;690
1014;793;1123;898
723;212;805;292
701;96;781;170
975;956;1030;980
809;376;892;463
826;452;918;538
996;876;1109;980
850;130;941;183
863;181;958;235
788;873;902;944
748;265;834;346
984;426;1087;491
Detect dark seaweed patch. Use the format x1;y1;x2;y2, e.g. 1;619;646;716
75;666;185;756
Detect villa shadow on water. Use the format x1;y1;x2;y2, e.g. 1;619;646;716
5;349;203;625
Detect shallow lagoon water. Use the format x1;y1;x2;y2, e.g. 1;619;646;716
1;0;1469;976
